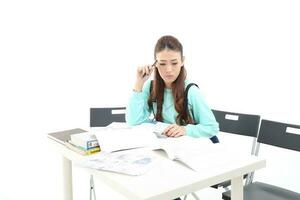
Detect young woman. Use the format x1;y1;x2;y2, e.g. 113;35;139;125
126;35;219;138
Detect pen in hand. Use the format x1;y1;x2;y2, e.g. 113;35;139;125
142;60;157;78
152;60;157;67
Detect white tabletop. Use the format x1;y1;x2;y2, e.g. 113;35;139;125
48;136;266;200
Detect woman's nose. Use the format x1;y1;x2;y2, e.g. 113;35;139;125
165;64;173;72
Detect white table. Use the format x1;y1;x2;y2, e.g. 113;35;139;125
48;136;266;200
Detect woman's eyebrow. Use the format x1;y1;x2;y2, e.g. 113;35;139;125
159;59;178;62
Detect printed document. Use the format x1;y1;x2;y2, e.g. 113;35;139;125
80;149;156;176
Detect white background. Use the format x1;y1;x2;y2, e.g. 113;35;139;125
0;0;299;199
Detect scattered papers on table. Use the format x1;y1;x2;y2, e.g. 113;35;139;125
80;149;156;176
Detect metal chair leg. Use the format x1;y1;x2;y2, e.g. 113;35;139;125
191;192;201;200
90;175;96;200
183;192;201;200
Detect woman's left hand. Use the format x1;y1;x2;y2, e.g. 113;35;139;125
163;124;186;137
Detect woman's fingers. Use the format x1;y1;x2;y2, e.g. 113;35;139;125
172;131;181;138
163;124;173;136
145;65;150;75
142;66;147;76
164;124;177;136
134;64;155;91
137;65;154;79
170;126;181;137
137;66;144;76
164;124;185;137
144;65;154;77
149;65;155;74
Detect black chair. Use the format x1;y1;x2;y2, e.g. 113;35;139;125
89;107;126;200
212;110;260;191
222;119;300;200
90;107;126;127
184;110;261;200
211;109;261;190
212;109;260;138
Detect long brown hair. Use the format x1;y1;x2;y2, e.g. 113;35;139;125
148;35;194;125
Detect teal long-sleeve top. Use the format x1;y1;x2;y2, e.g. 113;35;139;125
126;80;219;138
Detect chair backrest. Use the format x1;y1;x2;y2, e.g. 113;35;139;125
250;119;300;189
212;109;261;185
212;109;261;138
90;107;126;127
257;119;300;152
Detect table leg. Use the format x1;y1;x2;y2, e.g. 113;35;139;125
231;176;243;200
63;156;73;200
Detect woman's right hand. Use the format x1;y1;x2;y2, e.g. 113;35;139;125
136;65;154;82
134;65;154;92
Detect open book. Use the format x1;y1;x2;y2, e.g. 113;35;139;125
152;136;227;171
91;122;172;152
91;122;231;171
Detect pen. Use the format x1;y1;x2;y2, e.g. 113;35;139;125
142;60;157;78
152;60;157;67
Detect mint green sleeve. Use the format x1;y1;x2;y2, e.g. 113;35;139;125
185;86;219;138
126;81;152;125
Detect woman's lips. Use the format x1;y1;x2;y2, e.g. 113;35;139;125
165;75;174;79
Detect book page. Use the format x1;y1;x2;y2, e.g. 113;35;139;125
152;143;177;160
93;127;159;152
152;122;169;138
134;122;170;138
106;122;132;129
173;143;236;171
151;136;208;160
152;136;229;171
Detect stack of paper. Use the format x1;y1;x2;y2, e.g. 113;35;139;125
70;132;99;149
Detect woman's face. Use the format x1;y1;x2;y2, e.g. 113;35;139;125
155;49;184;88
